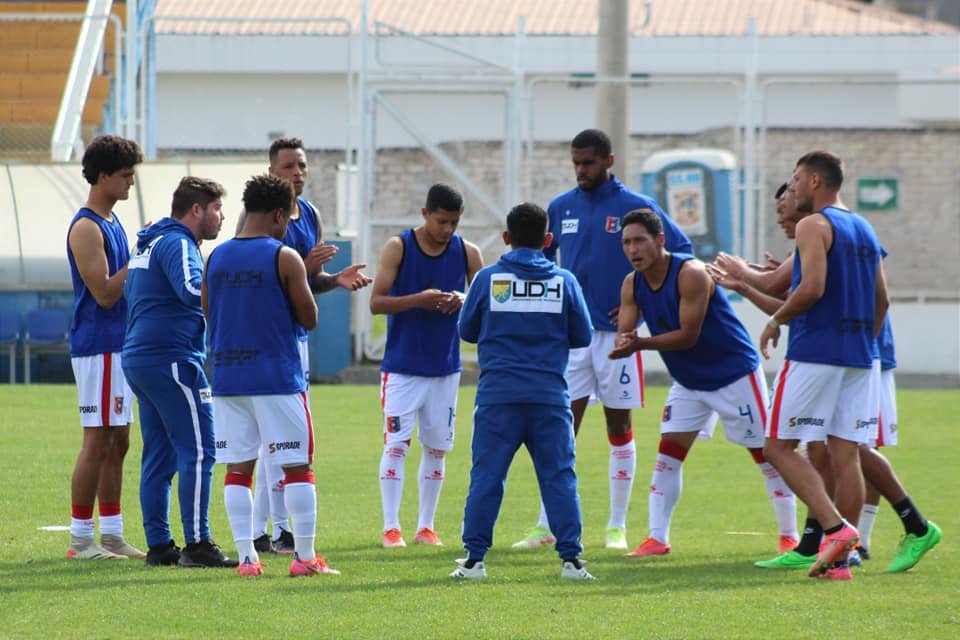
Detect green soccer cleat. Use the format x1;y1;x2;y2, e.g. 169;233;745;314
511;526;555;549
604;527;628;550
887;520;942;573
753;549;816;570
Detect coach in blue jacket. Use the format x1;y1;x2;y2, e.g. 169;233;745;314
122;176;235;568
452;202;595;581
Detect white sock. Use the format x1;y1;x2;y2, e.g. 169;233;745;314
284;477;317;561
858;503;880;550
417;446;445;530
99;514;123;537
265;460;291;535
536;500;551;531
608;439;636;530
70;517;95;539
380;442;408;531
649;453;683;544
252;460;269;539
224;482;257;563
757;461;798;539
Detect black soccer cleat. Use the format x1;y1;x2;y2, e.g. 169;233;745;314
253;533;274;554
177;539;239;568
272;529;296;555
145;540;181;566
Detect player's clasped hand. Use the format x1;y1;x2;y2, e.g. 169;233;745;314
608;331;641;359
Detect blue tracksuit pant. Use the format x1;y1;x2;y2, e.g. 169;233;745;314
124;361;215;548
462;403;583;561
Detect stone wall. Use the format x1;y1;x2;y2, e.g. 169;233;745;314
301;127;960;296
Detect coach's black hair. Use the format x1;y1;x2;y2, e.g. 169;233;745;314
171;177;226;219
507;202;549;249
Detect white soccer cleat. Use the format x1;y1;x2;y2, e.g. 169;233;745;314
100;534;146;559
449;560;486;579
561;559;595;580
66;535;126;560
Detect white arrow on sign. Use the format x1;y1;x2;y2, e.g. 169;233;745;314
860;183;895;207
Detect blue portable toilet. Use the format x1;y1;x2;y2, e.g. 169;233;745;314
640;149;738;262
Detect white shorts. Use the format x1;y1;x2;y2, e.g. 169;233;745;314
71;353;134;427
568;330;644;408
213;393;314;466
298;339;310;390
767;360;880;445
662;365;768;448
871;368;898;448
380;372;459;451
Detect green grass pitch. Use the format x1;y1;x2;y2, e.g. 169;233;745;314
0;385;956;639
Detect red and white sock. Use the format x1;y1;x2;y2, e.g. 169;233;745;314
379;441;408;531
608;430;636;530
284;471;317;561
98;502;123;536
751;449;798;539
417;447;445;531
224;472;257;563
70;504;95;539
649;438;688;544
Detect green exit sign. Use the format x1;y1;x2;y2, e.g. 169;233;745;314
857;177;899;211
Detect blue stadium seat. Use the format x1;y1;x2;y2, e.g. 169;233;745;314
24;309;71;384
0;310;20;383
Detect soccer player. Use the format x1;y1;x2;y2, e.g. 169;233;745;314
370;183;483;548
245;137;372;555
452;202;594;580
717;182;941;574
204;173;339;577
608;209;797;557
514;128;693;551
123;176;236;568
760;151;885;579
65;135;144;560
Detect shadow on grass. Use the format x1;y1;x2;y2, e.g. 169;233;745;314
0;559;240;594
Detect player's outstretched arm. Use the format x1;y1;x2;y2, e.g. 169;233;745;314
706;262;785;315
68;218;128;309
279;246;318;330
715;251;793;297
